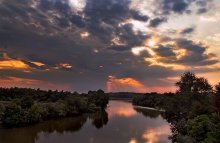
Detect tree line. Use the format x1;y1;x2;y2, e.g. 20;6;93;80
133;72;220;143
0;89;109;127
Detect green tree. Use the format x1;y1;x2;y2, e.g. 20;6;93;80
26;104;43;123
189;101;213;119
19;96;34;109
187;115;215;142
2;103;24;127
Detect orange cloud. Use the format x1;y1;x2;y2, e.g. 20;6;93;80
107;76;177;93
107;76;147;93
0;76;71;91
0;59;29;69
0;76;41;87
31;61;45;67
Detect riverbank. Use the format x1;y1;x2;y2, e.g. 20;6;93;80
133;105;165;112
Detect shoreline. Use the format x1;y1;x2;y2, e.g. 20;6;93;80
133;105;165;112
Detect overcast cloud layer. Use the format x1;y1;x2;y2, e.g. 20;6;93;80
0;0;220;92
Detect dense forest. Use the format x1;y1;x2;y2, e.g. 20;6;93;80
133;72;220;143
0;89;109;127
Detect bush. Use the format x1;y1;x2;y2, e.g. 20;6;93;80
2;103;25;127
0;88;109;128
26;104;43;123
187;115;215;142
0;105;5;120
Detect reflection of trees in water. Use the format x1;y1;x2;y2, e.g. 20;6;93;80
0;111;109;143
89;110;108;129
134;107;164;118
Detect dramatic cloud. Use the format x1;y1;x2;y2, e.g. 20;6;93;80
180;27;195;35
0;0;219;92
149;17;167;27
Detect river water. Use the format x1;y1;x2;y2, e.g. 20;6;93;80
0;100;171;143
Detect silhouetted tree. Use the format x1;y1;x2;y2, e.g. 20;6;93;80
176;72;212;95
215;83;220;112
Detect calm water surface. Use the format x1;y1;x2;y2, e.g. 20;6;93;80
0;101;171;143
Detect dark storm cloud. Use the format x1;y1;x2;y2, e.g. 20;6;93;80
197;8;207;14
149;17;167;27
84;0;149;44
115;24;150;48
154;45;176;57
149;38;219;70
180;27;195;35
108;45;128;52
176;39;219;66
130;10;149;22
156;0;212;15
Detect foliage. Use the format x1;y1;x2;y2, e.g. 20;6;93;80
0;87;75;102
2;103;25;127
214;83;220;112
87;89;109;109
0;88;109;127
132;72;220;143
18;96;34;109
0;104;5;121
187;115;216;142
215;83;220;93
26;104;43;123
176;72;212;95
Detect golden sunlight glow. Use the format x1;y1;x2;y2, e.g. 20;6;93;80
142;126;171;143
80;32;90;38
144;56;186;70
148;40;156;47
0;76;71;91
111;37;125;45
173;49;187;60
198;72;220;85
131;46;156;56
107;76;147;93
0;77;41;89
0;59;29;69
31;61;45;67
144;36;160;48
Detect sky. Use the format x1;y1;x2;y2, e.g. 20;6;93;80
0;0;220;93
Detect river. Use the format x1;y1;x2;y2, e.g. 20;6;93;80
0;100;171;143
